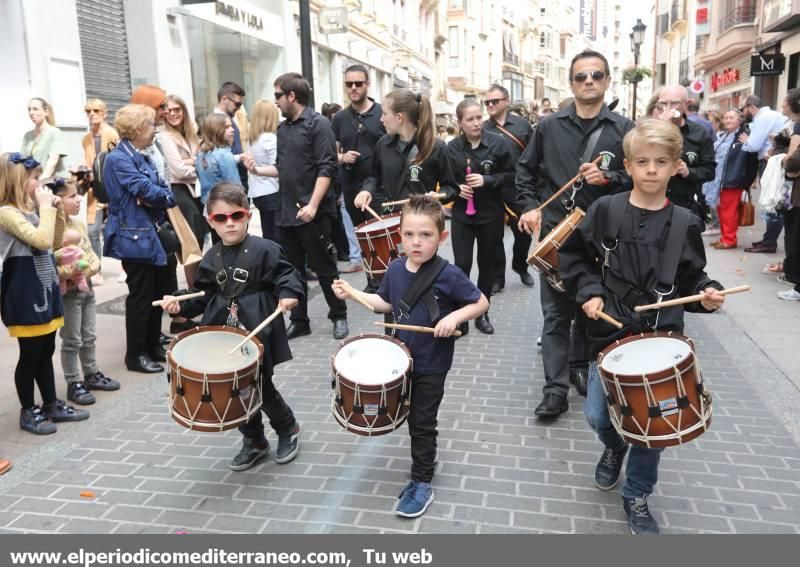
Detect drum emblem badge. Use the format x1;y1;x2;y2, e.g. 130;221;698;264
481;160;493;174
598;151;614;170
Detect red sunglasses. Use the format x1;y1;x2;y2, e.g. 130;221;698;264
207;210;249;223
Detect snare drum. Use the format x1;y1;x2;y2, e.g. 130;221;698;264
527;207;585;292
355;214;403;280
167;326;264;432
331;334;413;436
597;332;712;449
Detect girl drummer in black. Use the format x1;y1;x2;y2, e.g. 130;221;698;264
446;99;514;335
354;89;459;214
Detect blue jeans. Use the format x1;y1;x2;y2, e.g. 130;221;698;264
338;197;361;263
585;363;663;499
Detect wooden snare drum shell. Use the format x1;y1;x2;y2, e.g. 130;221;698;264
331;333;413;436
167;326;264;432
355;213;403;280
527;207;585;292
597;332;711;449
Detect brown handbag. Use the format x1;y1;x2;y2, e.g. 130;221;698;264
739;190;755;227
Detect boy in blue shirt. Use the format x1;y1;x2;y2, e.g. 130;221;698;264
333;195;489;518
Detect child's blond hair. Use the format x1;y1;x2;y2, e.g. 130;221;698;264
0;153;40;211
623;119;683;161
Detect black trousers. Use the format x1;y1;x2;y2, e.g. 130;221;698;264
783;207;800;292
451;217;504;300
238;363;296;440
122;260;174;357
539;274;590;397
15;332;58;409
494;220;532;285
276;216;347;324
253;193;278;241
408;372;447;483
343;185;370;228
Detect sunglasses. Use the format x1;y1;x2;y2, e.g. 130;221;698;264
85;108;103;114
207;210;249;223
166;107;183;114
345;81;366;88
274;91;286;101
484;98;507;106
572;70;606;83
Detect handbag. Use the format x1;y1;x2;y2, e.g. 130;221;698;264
739;190;755;227
155;218;181;255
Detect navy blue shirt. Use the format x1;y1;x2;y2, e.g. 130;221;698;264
377;257;481;374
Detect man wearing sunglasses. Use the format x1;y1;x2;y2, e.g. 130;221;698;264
516;50;634;418
483;84;535;294
215;81;248;190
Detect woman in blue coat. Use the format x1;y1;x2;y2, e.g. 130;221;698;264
103;104;176;373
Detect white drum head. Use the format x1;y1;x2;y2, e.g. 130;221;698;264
171;330;259;373
334;338;408;385
601;337;691;376
356;216;401;234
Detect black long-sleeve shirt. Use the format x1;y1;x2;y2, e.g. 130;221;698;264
332;100;386;193
483;113;533;207
446;132;514;224
275;106;338;227
362;135;458;205
667;119;717;209
558;193;722;356
515;104;634;237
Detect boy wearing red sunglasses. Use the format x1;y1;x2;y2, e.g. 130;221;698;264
160;182;305;470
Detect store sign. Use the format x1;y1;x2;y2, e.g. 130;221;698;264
696;0;710;36
751;53;786;76
579;0;597;41
689;79;705;94
319;7;349;34
215;1;263;31
711;68;740;92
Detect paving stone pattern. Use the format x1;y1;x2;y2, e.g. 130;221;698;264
1;239;799;534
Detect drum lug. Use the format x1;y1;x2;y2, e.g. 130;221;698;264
176;386;185;396
353;404;364;414
378;406;387;416
201;393;212;403
230;388;240;398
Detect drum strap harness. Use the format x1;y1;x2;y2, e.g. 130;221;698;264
565;123;606;210
601;192;691;329
211;236;268;329
395;255;448;327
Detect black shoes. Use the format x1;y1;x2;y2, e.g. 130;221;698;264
276;424;301;463
570;367;588;397
594;445;629;490
623;496;660;534
475;314;494;334
148;345;167;363
229;437;270;471
333;319;349;340
286;323;311;340
85;371;120;391
491;282;503;295
534;393;568;418
516;269;535;288
125;355;163;374
43;400;90;423
67;382;96;405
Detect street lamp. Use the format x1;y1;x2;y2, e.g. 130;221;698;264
630;18;647;119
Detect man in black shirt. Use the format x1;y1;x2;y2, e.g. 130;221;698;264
516;50;634;419
483;84;535;292
653;85;716;219
273;72;348;340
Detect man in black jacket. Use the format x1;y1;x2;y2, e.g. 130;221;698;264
516;50;634;418
653;85;716;220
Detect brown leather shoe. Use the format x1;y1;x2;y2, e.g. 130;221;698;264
712;242;737;249
0;458;12;475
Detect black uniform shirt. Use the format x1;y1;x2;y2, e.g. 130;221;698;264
446;132;514;224
275;106;337;227
362;135;459;205
667;119;716;209
332;100;386;193
515;104;635;236
483;112;533;164
558;194;722;356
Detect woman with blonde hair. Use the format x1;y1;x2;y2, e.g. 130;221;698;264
243;100;280;239
21;98;68;180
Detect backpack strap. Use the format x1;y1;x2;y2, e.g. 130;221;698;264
398;255;448;323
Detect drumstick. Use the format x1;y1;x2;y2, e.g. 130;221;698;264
364;205;384;223
152;291;204;307
633;285;751;312
536;156;602;212
228;306;284;355
374;321;462;337
382;193;447;208
337;279;375;312
597;310;624;329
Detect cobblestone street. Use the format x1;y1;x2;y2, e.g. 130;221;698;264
1;232;799;534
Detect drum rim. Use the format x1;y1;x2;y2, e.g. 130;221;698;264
331;332;413;388
167;325;264;379
354;212;402;234
597;331;695;382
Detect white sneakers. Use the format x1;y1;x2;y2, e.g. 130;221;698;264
777;289;800;301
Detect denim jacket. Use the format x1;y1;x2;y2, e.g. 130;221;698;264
102;139;176;266
196;147;240;204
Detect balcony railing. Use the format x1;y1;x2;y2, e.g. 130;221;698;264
504;53;520;66
719;2;757;34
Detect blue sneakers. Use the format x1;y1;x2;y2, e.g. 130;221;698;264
395;480;434;518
